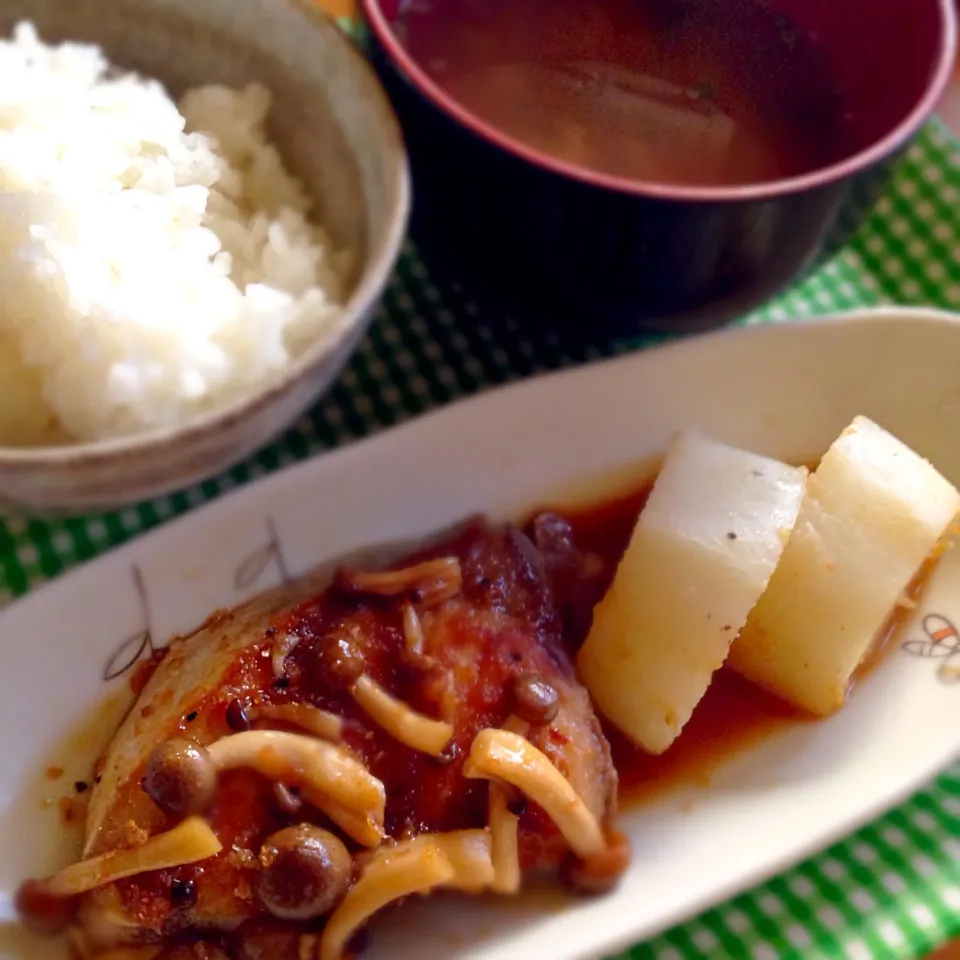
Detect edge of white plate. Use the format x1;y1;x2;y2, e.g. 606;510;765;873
4;305;959;622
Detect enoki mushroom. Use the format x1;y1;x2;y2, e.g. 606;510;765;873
319;831;494;960
208;730;386;847
350;675;453;756
402;603;429;661
464;729;605;859
488;786;521;894
251;703;344;742
299;934;320;960
409;829;495;894
335;557;462;606
42;818;221;897
320;841;453;960
487;715;528;893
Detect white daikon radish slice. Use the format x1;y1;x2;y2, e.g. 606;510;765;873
729;415;960;716
577;431;808;754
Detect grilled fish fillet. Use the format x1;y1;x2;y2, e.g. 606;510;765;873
80;518;617;948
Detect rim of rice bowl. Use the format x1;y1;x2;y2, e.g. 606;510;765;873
0;5;410;467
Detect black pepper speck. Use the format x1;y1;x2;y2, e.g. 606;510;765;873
226;698;251;732
170;878;198;908
431;742;459;766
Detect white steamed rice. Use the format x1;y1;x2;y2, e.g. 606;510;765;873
0;22;355;445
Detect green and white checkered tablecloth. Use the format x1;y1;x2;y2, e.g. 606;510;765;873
1;97;958;959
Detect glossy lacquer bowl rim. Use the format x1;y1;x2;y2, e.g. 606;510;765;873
362;0;958;202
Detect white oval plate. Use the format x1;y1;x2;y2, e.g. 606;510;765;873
2;307;960;960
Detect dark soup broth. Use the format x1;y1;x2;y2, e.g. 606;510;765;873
393;0;855;187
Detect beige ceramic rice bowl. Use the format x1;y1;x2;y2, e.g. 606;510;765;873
0;0;410;513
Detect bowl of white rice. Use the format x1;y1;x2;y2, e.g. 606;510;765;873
0;0;410;512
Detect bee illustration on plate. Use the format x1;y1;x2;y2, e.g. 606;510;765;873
902;613;960;685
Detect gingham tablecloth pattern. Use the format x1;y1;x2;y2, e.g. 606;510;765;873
2;113;959;958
